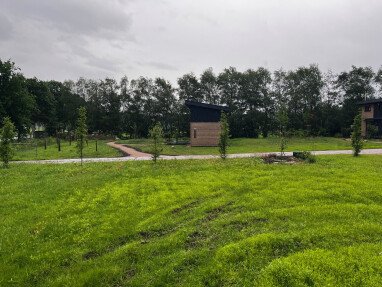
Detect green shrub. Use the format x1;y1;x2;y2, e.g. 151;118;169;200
293;151;316;163
0;117;16;168
351;113;363;156
218;112;229;159
149;123;164;162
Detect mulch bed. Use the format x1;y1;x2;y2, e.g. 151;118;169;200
261;154;302;164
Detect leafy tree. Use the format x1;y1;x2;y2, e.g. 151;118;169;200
49;81;86;133
337;66;375;136
241;68;273;137
351;113;363;156
27;78;57;135
177;73;202;102
284;65;323;135
75;107;88;165
0;117;16;168
200;68;220;104
375;67;382;97
149;123;164;163
0;60;35;138
218;112;230;159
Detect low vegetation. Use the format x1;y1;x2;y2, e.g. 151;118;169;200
351;113;364;156
1;156;382;286
118;136;382;156
149;123;164;162
13;139;121;161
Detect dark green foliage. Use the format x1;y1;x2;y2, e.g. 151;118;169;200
0;57;381;140
351;113;363;156
149;122;164;162
0;117;16;167
293;151;316;163
218;112;229;159
75;107;88;164
366;124;379;139
0;60;35;138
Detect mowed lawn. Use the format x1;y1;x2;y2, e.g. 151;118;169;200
1;156;382;286
13;139;121;161
119;137;382;155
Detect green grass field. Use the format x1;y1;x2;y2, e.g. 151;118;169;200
118;137;382;155
13;139;121;160
1;156;382;286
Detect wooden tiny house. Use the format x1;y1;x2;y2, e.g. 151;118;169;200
359;99;382;137
185;100;229;146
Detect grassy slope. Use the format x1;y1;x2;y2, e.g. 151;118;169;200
13;140;121;160
1;156;382;286
119;137;382;155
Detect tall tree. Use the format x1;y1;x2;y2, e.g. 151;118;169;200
177;73;202;102
99;78;122;135
0;60;35;138
337;66;375;136
152;78;176;139
200;68;220;104
241;68;273;137
27;78;57;135
284;65;323;134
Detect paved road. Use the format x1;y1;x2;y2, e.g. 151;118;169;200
13;149;382;164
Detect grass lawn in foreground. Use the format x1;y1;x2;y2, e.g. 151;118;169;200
118;137;382;155
1;156;382;286
13;139;122;160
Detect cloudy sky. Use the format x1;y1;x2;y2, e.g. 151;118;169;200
1;0;381;83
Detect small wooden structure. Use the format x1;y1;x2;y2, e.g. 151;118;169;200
185;100;229;146
359;98;382;137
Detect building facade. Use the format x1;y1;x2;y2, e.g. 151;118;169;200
359;99;382;137
185;100;229;146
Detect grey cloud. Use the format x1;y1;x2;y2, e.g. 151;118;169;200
2;0;133;39
144;61;178;71
0;13;13;40
1;0;382;83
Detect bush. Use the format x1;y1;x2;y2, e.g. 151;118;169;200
149;123;164;162
0;117;16;168
351;114;363;156
219;112;230;160
293;151;316;163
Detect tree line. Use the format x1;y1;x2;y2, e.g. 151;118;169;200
1;58;382;140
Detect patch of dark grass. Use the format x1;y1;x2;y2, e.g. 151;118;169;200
185;231;207;249
171;200;200;214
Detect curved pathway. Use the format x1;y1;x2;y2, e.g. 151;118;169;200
107;142;151;157
12;147;382;164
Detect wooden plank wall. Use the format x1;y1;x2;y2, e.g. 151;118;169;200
190;122;221;146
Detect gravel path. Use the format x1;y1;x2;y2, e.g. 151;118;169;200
12;148;382;164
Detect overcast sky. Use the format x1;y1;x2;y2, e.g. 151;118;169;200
1;0;381;83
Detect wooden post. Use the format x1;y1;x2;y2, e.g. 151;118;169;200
96;140;98;152
44;138;47;150
57;137;61;152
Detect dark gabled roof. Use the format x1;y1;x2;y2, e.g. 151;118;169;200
185;100;229;111
358;98;382;105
